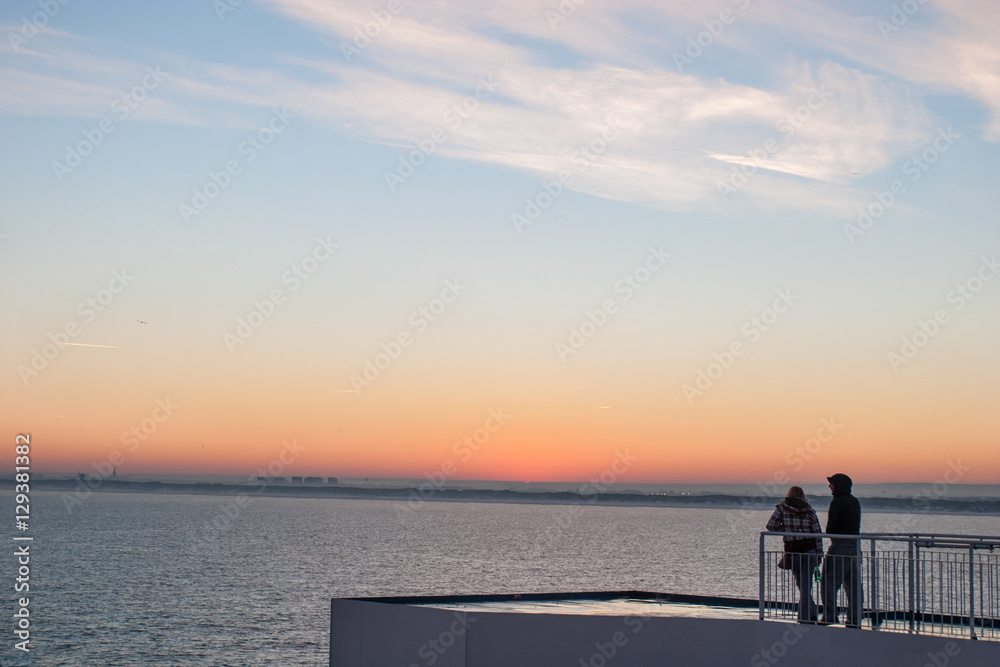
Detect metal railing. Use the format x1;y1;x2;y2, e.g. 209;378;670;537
760;531;1000;641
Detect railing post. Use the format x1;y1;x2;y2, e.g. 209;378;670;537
908;539;915;633
914;540;922;634
870;538;878;631
969;544;977;640
759;532;766;621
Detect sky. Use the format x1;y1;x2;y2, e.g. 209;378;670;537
1;0;998;485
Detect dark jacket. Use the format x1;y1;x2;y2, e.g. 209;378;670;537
826;479;861;548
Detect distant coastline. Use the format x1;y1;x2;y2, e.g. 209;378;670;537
13;478;1000;515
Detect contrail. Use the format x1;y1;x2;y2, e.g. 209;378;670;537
61;342;134;350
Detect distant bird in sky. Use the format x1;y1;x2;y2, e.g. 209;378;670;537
137;320;147;324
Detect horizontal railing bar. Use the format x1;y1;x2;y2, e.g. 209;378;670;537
872;532;1000;540
763;531;1000;547
757;605;1000;629
914;541;998;551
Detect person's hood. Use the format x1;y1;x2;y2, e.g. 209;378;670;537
828;473;853;497
779;496;813;513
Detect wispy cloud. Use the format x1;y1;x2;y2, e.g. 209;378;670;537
3;0;995;212
254;0;946;211
739;0;1000;139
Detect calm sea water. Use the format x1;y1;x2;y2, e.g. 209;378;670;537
3;491;998;666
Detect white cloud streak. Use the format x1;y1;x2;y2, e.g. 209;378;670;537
2;0;996;213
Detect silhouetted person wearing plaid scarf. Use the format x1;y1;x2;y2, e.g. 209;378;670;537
766;485;823;622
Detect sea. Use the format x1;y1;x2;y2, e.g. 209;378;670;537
4;491;999;666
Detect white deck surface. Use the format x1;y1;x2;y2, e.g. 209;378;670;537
415;597;760;620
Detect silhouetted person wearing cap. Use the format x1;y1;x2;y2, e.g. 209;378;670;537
821;473;863;627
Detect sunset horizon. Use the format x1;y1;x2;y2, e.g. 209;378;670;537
4;0;999;488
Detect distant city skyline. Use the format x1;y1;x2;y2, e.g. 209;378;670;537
2;0;998;484
33;471;1000;499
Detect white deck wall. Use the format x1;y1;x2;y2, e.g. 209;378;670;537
331;598;1000;667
